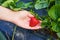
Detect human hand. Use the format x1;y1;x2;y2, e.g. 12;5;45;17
12;10;41;30
0;6;41;30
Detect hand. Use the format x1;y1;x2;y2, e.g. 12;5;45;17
0;6;41;30
12;10;41;30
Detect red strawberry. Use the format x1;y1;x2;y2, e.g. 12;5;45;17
29;17;40;27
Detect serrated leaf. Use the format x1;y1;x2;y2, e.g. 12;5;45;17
1;0;14;7
35;0;48;9
1;0;19;7
48;5;57;20
51;22;60;32
48;4;60;20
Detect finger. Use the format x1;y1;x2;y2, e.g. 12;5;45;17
39;20;42;23
29;24;41;30
17;21;41;30
28;13;34;17
26;26;41;30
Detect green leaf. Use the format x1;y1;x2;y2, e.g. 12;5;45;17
48;5;57;20
16;2;25;8
9;5;21;11
57;32;60;38
13;0;19;3
0;31;7;40
1;0;19;7
35;13;42;20
41;20;48;28
0;0;6;5
50;0;55;2
51;22;60;32
55;0;60;4
16;2;32;9
55;4;60;18
58;18;60;22
30;10;42;20
48;4;60;20
1;0;21;11
1;0;14;7
24;2;32;8
41;18;51;28
0;0;3;5
35;0;48;9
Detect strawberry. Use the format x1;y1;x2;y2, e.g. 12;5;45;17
29;17;40;27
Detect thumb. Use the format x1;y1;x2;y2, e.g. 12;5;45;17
28;13;34;17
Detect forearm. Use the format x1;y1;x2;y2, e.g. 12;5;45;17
0;6;15;22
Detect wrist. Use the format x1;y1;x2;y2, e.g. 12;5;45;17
0;12;15;22
0;6;16;22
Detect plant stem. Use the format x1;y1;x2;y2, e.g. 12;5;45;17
12;26;17;40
